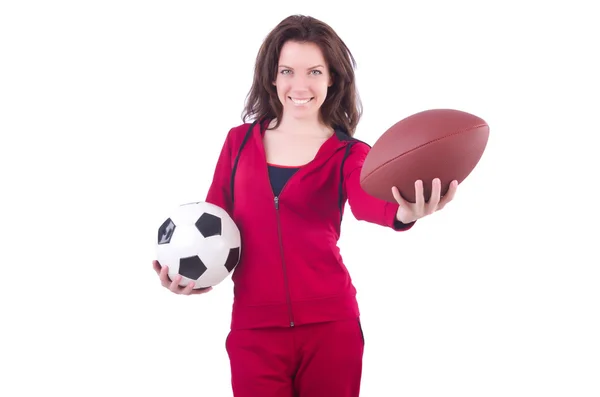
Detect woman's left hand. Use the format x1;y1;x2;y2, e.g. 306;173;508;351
392;178;458;224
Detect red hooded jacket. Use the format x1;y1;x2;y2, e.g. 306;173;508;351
205;119;414;330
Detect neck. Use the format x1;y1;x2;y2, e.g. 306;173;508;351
273;114;332;138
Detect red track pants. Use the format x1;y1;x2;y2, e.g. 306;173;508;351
225;318;365;397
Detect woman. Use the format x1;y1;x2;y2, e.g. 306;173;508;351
153;14;457;397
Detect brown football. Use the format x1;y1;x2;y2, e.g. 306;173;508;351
360;109;489;203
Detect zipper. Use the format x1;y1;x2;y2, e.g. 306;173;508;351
263;142;296;327
262;134;343;328
268;155;333;328
274;194;295;327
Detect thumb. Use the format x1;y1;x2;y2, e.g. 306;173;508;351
391;186;407;205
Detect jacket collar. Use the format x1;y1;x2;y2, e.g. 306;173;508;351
252;118;352;167
256;118;353;142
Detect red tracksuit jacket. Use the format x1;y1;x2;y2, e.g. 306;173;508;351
205;119;414;330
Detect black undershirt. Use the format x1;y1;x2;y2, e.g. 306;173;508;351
267;163;300;196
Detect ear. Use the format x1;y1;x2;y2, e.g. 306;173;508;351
328;73;334;87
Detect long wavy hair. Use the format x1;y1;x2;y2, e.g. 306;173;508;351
241;15;363;136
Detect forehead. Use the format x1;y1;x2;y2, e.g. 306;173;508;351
278;41;326;67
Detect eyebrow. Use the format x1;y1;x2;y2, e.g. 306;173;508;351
278;64;325;69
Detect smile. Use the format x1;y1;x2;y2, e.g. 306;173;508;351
289;97;313;105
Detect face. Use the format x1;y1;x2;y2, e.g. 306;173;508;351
273;41;333;122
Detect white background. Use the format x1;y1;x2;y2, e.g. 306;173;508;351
1;0;599;396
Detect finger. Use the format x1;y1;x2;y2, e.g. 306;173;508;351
152;260;161;275
169;274;183;293
181;281;196;295
191;286;213;295
159;265;171;286
439;180;458;208
391;186;406;205
414;180;425;210
428;178;442;212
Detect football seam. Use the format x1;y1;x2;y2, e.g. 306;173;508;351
362;123;488;182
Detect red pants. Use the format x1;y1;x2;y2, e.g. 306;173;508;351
225;318;365;397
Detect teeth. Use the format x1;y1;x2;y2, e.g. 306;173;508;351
291;98;311;104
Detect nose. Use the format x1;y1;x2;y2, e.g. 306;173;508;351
291;73;311;91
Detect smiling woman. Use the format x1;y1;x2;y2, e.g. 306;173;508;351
154;13;457;397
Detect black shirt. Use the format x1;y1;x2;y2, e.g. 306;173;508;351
267;163;300;196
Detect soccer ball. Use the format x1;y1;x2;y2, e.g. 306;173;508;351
156;201;241;289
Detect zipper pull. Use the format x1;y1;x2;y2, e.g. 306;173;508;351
274;196;279;209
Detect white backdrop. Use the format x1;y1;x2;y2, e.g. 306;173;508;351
1;0;599;396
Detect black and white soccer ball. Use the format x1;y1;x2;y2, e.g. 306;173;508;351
156;201;241;289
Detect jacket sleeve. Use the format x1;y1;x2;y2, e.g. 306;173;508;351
343;141;415;231
204;128;236;217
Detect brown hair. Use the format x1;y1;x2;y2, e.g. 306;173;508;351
241;15;363;136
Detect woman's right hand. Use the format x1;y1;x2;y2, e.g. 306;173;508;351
152;260;213;295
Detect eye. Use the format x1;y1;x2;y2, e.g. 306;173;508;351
280;69;292;75
310;70;322;75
